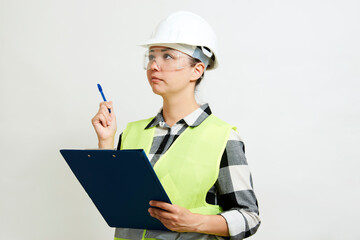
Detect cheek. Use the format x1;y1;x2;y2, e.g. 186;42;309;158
146;71;154;85
174;72;192;86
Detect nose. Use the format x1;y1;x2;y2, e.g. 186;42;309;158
149;60;160;71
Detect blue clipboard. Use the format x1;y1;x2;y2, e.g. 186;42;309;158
60;149;172;231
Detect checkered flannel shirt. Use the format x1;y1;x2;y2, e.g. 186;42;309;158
116;103;260;239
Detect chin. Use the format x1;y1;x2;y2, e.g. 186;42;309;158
150;86;165;96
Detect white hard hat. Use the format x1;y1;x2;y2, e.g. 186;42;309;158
141;11;219;70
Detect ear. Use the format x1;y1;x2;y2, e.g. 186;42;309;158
190;62;205;82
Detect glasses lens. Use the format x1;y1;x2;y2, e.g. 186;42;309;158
144;48;187;71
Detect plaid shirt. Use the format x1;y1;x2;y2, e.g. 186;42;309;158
116;104;260;240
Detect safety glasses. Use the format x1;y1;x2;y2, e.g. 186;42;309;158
144;48;190;71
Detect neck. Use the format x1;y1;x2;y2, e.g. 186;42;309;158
162;92;199;127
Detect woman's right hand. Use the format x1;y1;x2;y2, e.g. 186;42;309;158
91;101;117;149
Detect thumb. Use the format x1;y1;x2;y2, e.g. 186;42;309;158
108;101;116;119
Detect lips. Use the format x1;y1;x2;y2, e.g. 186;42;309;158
151;76;163;82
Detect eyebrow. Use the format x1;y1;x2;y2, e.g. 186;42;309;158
149;48;173;53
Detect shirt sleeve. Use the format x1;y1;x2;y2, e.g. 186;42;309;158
217;130;261;239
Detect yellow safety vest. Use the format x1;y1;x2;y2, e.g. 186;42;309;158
115;114;236;240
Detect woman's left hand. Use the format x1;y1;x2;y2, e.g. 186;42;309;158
148;200;202;232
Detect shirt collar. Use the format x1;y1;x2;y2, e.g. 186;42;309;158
145;103;212;129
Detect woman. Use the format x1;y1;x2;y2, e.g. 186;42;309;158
92;11;260;240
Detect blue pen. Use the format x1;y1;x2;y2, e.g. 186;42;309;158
97;83;111;113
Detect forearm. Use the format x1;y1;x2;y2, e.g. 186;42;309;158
195;214;229;237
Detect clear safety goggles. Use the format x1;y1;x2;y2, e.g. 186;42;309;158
143;48;189;71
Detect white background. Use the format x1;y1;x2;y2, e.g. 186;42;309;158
1;0;359;239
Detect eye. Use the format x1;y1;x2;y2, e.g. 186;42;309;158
163;53;173;60
148;54;155;61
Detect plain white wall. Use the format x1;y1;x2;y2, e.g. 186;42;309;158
1;0;359;239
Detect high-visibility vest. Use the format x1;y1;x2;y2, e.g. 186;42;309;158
115;114;236;240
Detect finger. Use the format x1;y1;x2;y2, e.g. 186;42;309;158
149;208;175;221
100;108;111;124
100;101;111;111
100;104;111;121
92;112;105;126
107;101;113;110
99;101;112;112
91;115;98;125
103;102;112;114
98;113;108;128
148;211;180;232
108;101;116;119
149;201;175;213
148;212;172;230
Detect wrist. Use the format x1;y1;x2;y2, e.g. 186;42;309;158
194;214;229;237
98;139;114;149
197;214;208;233
192;213;207;233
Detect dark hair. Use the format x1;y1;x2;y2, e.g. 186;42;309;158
189;57;205;87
